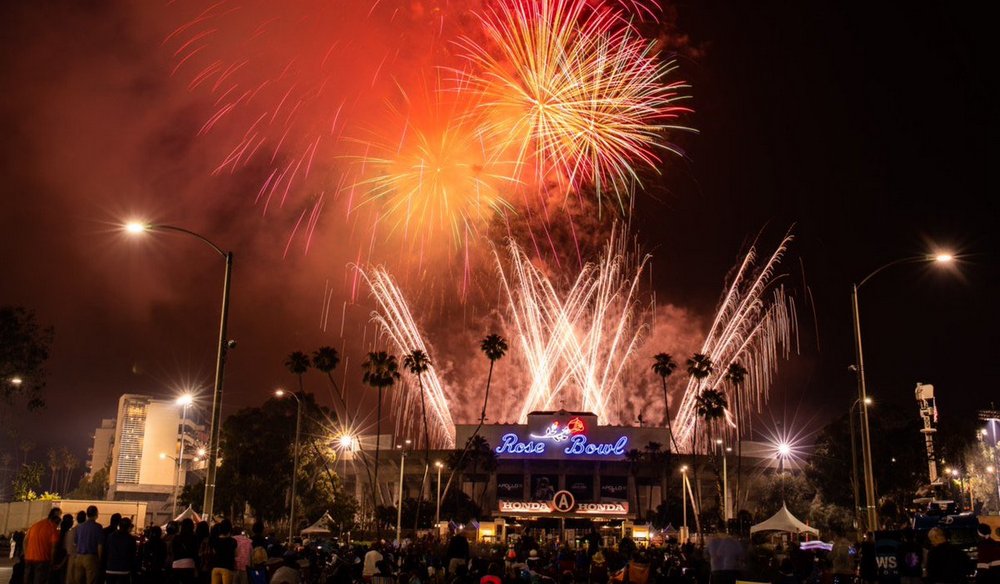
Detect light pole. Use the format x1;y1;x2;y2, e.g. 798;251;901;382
680;465;688;540
851;252;953;531
434;460;443;526
160;452;179;520
126;222;234;521
173;394;194;518
396;439;411;544
848;396;872;529
275;389;303;545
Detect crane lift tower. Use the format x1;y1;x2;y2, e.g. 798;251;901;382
915;383;941;486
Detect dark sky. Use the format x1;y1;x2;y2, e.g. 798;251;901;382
1;0;995;470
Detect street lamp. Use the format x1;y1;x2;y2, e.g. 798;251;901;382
9;377;22;387
274;389;303;545
849;396;873;529
434;461;444;526
126;222;234;521
395;439;411;544
680;465;689;540
851;252;953;531
172;394;195;518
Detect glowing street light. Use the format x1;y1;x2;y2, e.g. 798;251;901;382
274;389;302;544
125;221;234;520
435;461;444;525
9;377;23;386
851;250;955;531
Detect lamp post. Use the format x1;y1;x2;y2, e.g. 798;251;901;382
160;452;179;521
396;439;411;544
275;389;302;545
848;396;872;529
172;394;194;518
851;252;953;531
434;460;443;526
680;465;688;540
126;222;234;521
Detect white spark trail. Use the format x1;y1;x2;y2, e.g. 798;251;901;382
359;266;457;448
673;230;799;449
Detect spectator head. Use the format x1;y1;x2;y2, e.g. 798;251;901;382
195;521;210;539
109;513;122;528
282;552;299;568
928;527;947;546
166;521;178;535
76;511;87;525
147;525;162;539
252;521;264;537
48;507;63;522
180;518;195;536
118;518;133;533
218;519;233;536
86;505;99;519
60;514;74;533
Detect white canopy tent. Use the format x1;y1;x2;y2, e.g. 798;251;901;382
163;506;202;527
300;512;335;536
749;503;819;536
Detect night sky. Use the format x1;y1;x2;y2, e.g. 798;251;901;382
1;1;994;470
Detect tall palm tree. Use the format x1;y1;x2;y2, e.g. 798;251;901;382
695;388;728;513
685;353;714;510
312;346;349;419
362;351;400;534
441;334;508;511
47;448;59;492
651;353;680;454
403;349;432;531
61;449;77;494
478;335;508;424
725;362;748;511
19;440;35;466
284;351;311;393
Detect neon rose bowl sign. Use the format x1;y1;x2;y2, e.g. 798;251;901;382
494;416;629;460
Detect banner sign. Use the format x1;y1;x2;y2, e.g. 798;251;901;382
567;475;594;502
496;474;525;498
498;492;628;516
600;476;629;500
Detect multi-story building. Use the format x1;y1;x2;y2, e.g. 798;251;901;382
105;394;204;524
86;418;116;476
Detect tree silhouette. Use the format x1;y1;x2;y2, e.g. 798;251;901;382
402;349;432;532
362;351;400;536
651;353;680;454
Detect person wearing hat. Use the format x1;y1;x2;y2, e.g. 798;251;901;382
525;549;542;572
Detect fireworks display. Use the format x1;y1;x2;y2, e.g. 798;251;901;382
672;231;800;448
162;0;799;447
460;0;693;205
495;226;650;424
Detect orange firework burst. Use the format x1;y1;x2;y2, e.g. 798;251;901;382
348;83;518;246
459;0;694;206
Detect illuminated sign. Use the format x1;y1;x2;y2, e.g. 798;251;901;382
498;498;628;516
495;433;629;458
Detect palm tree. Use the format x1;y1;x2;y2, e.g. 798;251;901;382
362;350;400;534
19;440;35;466
47;448;59;492
284;351;311;393
685;353;714;505
61;449;77;494
651;353;680;454
695;388;728;513
725;362;748;511
478;334;508;424
312;346;348;419
440;333;508;511
402;349;432;531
